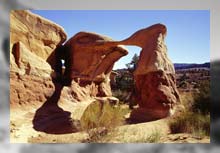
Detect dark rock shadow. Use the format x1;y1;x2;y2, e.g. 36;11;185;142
32;82;77;134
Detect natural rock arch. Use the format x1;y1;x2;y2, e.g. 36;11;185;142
61;23;180;122
10;10;180;139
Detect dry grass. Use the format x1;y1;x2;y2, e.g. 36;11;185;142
83;126;163;143
133;129;162;143
89;119;168;143
81;103;129;130
81;103;130;142
169;82;210;138
169;112;210;137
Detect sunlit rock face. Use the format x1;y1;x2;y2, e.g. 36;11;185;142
10;10;180;142
63;32;128;96
10;10;67;61
10;10;128;141
9;10;67;109
126;24;180;122
102;24;180;122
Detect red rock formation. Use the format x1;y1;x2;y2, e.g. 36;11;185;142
63;32;128;97
10;72;55;109
10;11;128;140
10;10;67;111
10;10;67;61
101;24;180;121
121;24;180;121
10;10;179;141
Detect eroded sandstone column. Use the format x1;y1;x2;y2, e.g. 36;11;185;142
103;24;180;122
126;24;180;122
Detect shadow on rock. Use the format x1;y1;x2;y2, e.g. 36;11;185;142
32;82;77;134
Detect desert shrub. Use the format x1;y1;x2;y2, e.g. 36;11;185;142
80;102;129;142
179;81;188;88
142;130;161;143
146;132;161;143
169;111;210;137
169;81;210;137
179;72;189;82
83;127;109;143
191;80;210;114
112;89;129;102
81;102;126;130
179;92;194;110
115;75;134;91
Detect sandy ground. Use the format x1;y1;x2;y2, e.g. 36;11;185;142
10;103;210;143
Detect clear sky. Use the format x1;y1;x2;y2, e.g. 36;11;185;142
31;10;210;69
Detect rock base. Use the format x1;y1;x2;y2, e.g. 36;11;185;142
129;107;174;123
133;70;180;119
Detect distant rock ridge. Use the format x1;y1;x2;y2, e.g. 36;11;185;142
113;62;210;71
174;62;210;70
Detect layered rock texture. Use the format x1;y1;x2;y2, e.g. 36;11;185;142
101;24;180;122
10;10;66;109
121;24;180;122
10;10;179;142
63;32;128;97
10;11;127;141
10;10;66;60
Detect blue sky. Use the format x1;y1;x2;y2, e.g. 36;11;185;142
32;10;210;69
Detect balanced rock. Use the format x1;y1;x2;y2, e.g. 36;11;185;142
33;94;121;134
122;24;180;121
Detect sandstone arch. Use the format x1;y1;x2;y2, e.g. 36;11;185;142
87;24;180;122
63;32;128;97
10;10;180;139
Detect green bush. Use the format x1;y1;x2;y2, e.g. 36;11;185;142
169;112;210;137
192;80;210;114
169;80;210;137
112;89;128;102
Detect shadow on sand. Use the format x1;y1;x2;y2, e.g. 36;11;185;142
32;82;77;134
